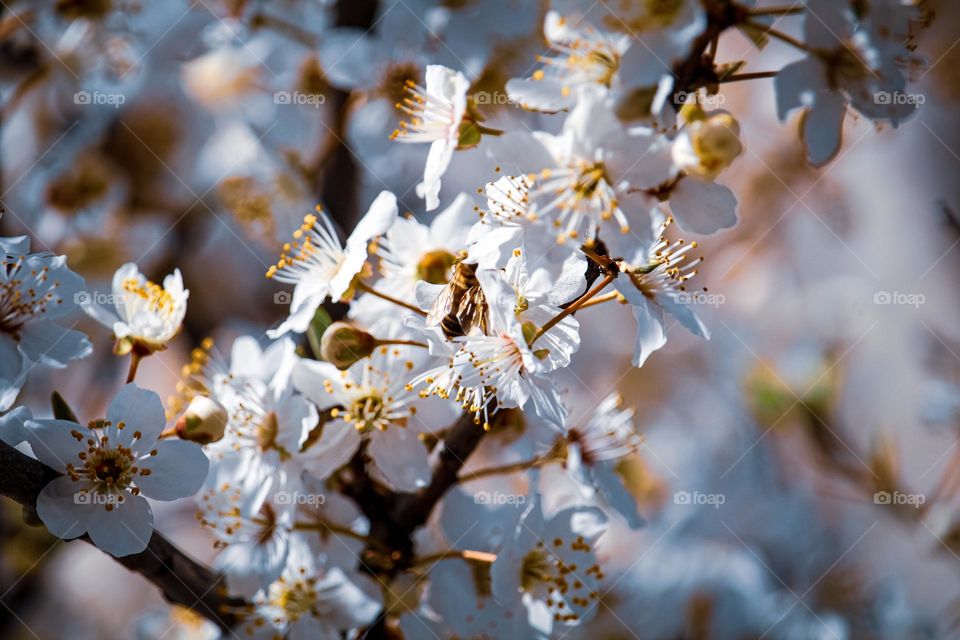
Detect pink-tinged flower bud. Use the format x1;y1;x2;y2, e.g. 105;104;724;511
175;396;227;444
320;322;376;370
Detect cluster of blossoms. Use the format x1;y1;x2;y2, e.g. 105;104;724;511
0;0;931;638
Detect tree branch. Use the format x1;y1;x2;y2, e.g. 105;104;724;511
0;441;246;633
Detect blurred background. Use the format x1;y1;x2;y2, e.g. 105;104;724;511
1;0;959;638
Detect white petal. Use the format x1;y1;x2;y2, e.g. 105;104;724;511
36;475;91;540
291;359;344;407
367;428;430;491
106;384;166;450
136;440;209;500
802;92;846;167
25;419;84;470
18;321;92;368
669;177;738;235
302;424;362;481
348;191;398;248
419;139;454;211
85;492;154;557
631;300;668;367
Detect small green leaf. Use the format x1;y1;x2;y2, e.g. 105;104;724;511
51;392;79;422
307;306;334;360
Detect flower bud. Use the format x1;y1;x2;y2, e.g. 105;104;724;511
174;396;227;444
672;111;743;181
320;321;377;370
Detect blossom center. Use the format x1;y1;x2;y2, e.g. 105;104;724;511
0;261;58;339
344;394;388;433
416;250;458;285
122;277;175;314
271;578;317;622
256;411;280;451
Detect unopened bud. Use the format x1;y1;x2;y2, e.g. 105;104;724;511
672;111;742;181
175;396;227;444
320;322;376;369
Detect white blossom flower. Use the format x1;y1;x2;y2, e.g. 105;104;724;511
197;455;293;597
293;328;454;491
267;191;398;337
478;254;584;372
83;262;188;355
413;275;568;429
26;384;209;557
350;193;476;325
390;65;471;211
0;236;91;410
506;11;631;112
613;216;709;366
565;393;645;528
241;537;379;639
489;85;672;256
466;174;582;285
491;496;607;634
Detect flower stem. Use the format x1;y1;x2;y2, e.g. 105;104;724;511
719;70;780;83
460;454;556;482
293;520;379;547
530;271;616;346
356;281;427;315
576;291;621;309
475;124;504;137
126;353;142;384
411;549;497;568
372;338;428;349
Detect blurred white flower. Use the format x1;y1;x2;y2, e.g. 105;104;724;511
491;497;607;634
0;236;91;409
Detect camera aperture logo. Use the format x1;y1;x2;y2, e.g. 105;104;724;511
873;491;924;508
673;490;725;508
273;491;326;506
